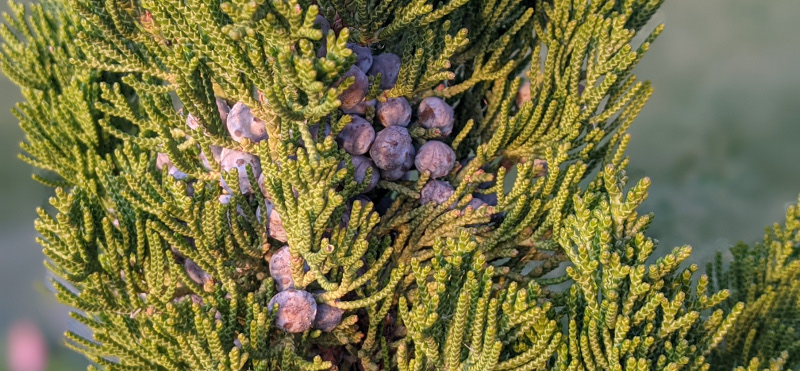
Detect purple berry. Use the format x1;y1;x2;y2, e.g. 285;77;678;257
263;200;287;242
516;79;531;107
369;126;413;171
270;246;297;291
414;140;455;178
219;149;262;195
227;102;268;143
377;97;412;128
350;155;379;192
216;98;230;124
335;66;369;110
267;289;317;333
467;197;486;210
336;115;375;155
186;113;200;130
346;43;373;72
315;15;331;58
313;303;344;332
419;180;454;206
368;53;401;90
342;99;376;116
473;192;497;206
184;259;212;286
533;158;548;178
156;153;188;180
418;97;454;136
380;143;415;181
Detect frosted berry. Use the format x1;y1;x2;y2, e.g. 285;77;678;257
368;53;401;90
369;126;413;171
516;78;531;107
264;200;288;242
347;43;373;72
376;97;412;128
533;158;548;178
380;144;414;181
415;140;455;178
156;153;188;180
227;102;268;143
219;149;262;195
216;97;230;124
336;115;375;155
314;303;344;332
350;155;379;192
419;180;454;206
342;99;376;116
269;246;296;291
335;66;369;110
267;289;317;333
418;97;454;136
184;259;212;285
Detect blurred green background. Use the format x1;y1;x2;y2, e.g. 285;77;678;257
1;0;799;369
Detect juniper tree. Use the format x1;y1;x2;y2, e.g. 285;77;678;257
1;0;797;369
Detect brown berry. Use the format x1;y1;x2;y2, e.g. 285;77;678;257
342;99;376;116
267;290;317;333
335;66;369;110
377;97;412;127
516;79;531;107
418;97;454;136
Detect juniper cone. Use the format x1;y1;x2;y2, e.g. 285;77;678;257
336;115;375;155
418;96;455;136
219;149;261;195
369;125;413;170
267;290;317;333
419;179;455;205
313;303;344;332
415;140;456;178
335;66;369;109
516;78;531;107
7;0;799;369
227;102;268;143
341;98;376;116
269;246;296;291
376;97;412;127
367;52;401;89
350;155;380;192
346;43;373;72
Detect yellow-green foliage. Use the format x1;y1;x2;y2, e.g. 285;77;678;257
4;0;798;369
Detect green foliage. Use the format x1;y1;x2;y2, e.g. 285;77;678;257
3;0;798;369
706;194;800;370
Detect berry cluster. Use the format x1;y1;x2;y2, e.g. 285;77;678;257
161;16;546;334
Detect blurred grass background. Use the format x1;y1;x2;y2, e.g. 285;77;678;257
1;0;799;369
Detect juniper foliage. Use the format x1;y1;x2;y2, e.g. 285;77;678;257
1;0;797;369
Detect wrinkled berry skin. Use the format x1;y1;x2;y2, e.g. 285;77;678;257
377;97;412;128
516;79;531;107
336;66;369;109
336;115;375;155
227;102;268;143
350;155;380;192
418;97;455;136
414;140;455;178
369;126;413;171
342;99;376;116
380;144;415;181
269;246;296;291
419;180;454;205
268;290;317;333
219;149;262;195
314;303;344;332
368;53;401;90
347;43;373;72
